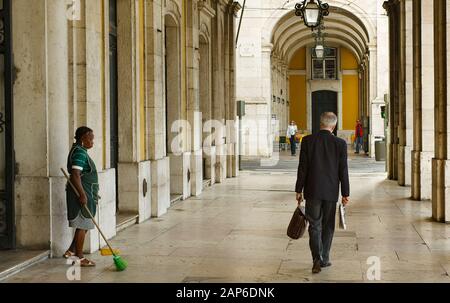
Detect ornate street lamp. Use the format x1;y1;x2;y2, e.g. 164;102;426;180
295;0;330;29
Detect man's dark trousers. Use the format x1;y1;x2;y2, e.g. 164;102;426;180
305;199;337;264
290;135;296;155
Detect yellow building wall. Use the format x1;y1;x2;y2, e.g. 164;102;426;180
289;47;307;130
289;47;306;70
288;46;359;131
289;75;307;130
342;75;359;130
341;47;359;130
341;47;358;70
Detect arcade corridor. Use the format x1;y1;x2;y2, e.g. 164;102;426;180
3;152;450;283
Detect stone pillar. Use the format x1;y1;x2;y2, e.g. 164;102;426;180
144;0;170;217
369;45;385;159
404;0;414;187
431;0;448;222
186;0;201;197
47;0;71;256
12;0;53;251
227;3;240;178
390;1;400;180
212;2;227;183
420;0;435;200
398;0;407;185
411;0;423;200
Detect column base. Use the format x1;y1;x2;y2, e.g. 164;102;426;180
151;157;170;218
203;146;216;185
420;151;434;200
432;158;450;222
118;161;152;224
411;150;421;200
398;145;406;186
169;152;191;200
190;149;203;197
404;145;412;186
215;144;227;183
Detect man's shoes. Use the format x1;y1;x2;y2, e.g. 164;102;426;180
312;260;322;274
320;261;332;268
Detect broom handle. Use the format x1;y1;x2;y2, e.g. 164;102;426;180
60;168;116;256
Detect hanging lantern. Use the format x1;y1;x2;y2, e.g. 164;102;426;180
295;0;330;29
315;43;324;59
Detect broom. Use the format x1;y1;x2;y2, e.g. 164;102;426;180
61;168;127;271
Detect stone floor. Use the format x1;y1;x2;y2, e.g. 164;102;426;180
3;151;450;283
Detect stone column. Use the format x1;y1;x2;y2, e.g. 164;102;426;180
404;0;414;187
145;0;170;217
420;0;435;200
185;0;201;197
398;0;407;186
385;0;400;180
227;2;240;178
411;0;423;200
212;2;227;183
431;0;448;222
260;43;273;157
12;0;54;251
47;0;71;256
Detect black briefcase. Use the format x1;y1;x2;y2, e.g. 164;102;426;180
287;204;308;239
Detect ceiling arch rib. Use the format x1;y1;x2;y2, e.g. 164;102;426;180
273;14;368;48
274;24;366;61
274;17;368;54
285;36;362;65
270;5;370;66
278;27;366;61
267;3;373;45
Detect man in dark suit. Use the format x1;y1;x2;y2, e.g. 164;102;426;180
295;112;350;274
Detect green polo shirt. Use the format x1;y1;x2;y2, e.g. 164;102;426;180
70;144;90;172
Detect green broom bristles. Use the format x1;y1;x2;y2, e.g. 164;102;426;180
113;255;128;271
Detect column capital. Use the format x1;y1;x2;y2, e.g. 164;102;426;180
198;0;216;18
383;0;399;16
262;43;273;53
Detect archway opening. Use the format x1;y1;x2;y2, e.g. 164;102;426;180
164;14;181;155
164;14;182;200
199;34;211;183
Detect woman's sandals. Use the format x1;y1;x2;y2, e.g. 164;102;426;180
64;251;96;267
63;250;75;259
79;258;96;267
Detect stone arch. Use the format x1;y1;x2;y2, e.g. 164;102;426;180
164;0;182;22
263;1;376;46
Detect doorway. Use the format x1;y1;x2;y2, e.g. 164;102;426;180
0;0;15;250
312;90;338;135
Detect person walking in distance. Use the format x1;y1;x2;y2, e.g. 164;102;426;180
295;112;350;274
287;121;298;156
354;119;364;154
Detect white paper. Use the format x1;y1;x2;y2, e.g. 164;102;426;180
339;203;347;230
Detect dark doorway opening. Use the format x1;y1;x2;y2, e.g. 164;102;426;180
0;0;15;250
312;90;338;136
109;0;119;213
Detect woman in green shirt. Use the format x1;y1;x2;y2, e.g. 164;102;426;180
63;126;99;267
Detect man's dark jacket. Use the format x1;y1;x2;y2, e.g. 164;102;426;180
295;130;350;202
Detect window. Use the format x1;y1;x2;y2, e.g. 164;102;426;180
311;47;337;80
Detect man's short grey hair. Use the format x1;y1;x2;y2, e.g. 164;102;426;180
320;112;338;128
